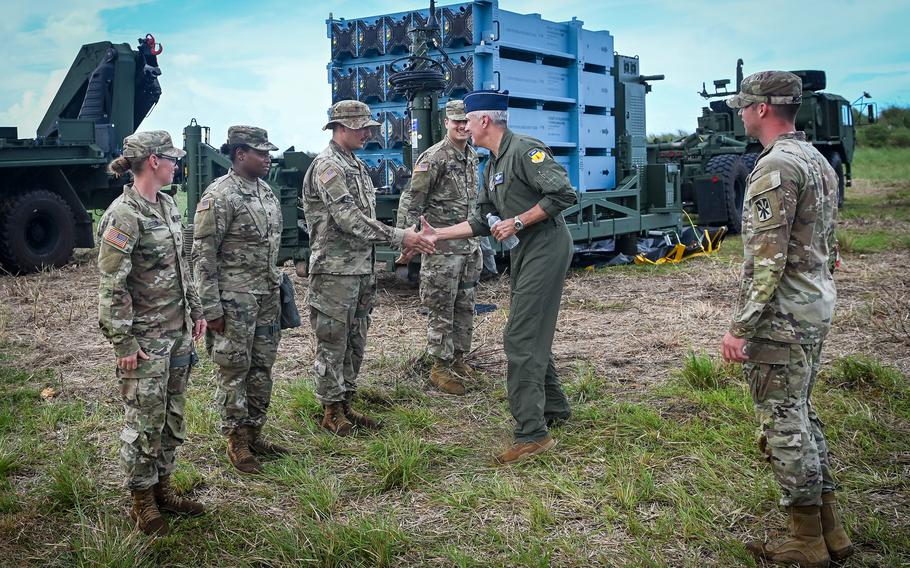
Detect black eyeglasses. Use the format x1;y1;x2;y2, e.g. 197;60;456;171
156;154;179;164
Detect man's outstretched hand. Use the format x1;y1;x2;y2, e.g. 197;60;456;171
402;224;435;255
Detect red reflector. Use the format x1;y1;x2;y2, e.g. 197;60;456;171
711;175;719;183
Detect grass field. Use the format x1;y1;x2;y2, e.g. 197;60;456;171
0;147;908;567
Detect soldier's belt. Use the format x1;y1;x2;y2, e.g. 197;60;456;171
255;322;280;337
171;349;199;368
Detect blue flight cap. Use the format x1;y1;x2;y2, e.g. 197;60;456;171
464;89;509;113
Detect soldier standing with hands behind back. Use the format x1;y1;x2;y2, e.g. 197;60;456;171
98;131;206;535
721;71;852;567
396;99;482;395
420;90;576;465
193;126;289;475
302;100;435;436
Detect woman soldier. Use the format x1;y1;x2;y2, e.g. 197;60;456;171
98;131;207;535
192;126;286;475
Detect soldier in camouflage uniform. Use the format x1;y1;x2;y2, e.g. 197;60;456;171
192;126;288;474
301;100;435;435
721;71;852;566
98;131;207;535
396;99;482;395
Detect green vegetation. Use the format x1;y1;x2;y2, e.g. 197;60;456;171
856;106;910;149
851;145;910;182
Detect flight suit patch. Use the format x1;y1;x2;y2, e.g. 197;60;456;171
528;149;546;164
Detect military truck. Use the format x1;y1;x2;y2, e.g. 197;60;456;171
0;35;164;273
650;60;855;233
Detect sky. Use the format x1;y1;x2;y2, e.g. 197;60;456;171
2;0;908;154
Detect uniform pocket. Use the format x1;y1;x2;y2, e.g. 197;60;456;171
743;340;792;403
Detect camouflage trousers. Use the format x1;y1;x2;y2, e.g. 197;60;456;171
307;273;375;404
420;249;482;362
744;339;836;507
207;289;281;435
117;328;194;491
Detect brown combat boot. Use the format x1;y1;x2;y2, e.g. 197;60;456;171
451;354;475;378
227;426;262;474
429;360;465;395
494;435;557;465
129;488;168;536
320;402;353;436
154;475;204;516
249;425;290;456
343;398;382;430
821;492;854;560
747;505;830;567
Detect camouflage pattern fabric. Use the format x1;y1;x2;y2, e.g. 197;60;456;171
420;249;482;361
301;140;405;275
97;184;201;490
730;132;838;344
192;169;283;435
206;290;281;434
308;273;375;403
121;130;186;160
226;125;279;151
397;135;479;255
733;131;839;507
192;169;283;319
744;339;835;506
98;184;202;357
118;329;194;490
322;99;381;130
726;70;803;109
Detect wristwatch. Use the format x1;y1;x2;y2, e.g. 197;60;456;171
513;216;524;231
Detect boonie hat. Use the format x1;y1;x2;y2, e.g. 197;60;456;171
122;130;186;160
726;71;803;109
323;100;381;130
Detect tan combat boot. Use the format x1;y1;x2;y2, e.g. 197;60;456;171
320;402;353;436
249;425;290;456
451;353;475;378
154;474;204;516
494;435;557;465
821;492;854;560
130;487;168;536
430;360;465;395
227;426;262;474
343;398;382;430
747;505;830;567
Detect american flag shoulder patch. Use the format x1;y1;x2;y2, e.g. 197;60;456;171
103;226;132;251
196;199;212;212
413;162;430;173
319;167;339;185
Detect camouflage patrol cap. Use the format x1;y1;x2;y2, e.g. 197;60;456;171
122;130;186;160
726;71;803;109
323;100;381;130
445;99;467;121
227;125;279;151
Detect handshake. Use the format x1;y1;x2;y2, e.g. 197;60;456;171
398;216;439;263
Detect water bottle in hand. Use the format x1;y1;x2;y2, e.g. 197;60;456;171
486;213;520;250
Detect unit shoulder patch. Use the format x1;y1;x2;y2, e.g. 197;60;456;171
103;226;133;252
528;148;546;164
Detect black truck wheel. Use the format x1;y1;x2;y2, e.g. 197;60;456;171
0;189;76;273
827;151;845;208
741;152;760;174
706;154;749;234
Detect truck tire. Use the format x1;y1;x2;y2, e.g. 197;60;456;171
827;151;845;208
0;189;76;273
741;152;760;174
706;154;749;234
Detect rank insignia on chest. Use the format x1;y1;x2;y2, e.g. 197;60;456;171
493;172;504;186
754;197;774;222
528;149;545;164
319;167;339;185
103;226;132;251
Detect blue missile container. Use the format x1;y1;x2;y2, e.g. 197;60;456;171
327;0;627;193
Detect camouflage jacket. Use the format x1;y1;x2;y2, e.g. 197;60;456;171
396;135;479;255
730;132;838;344
192;169;283;320
302;140;405;275
467;129;577;237
98;185;202;358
